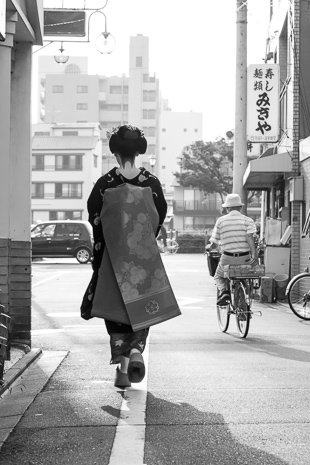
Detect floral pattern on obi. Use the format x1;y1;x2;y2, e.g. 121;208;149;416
105;185;168;304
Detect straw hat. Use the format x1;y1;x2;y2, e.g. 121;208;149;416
222;193;244;208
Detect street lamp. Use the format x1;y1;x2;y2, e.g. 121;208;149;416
95;31;115;55
54;42;69;63
149;155;156;174
94;11;115;54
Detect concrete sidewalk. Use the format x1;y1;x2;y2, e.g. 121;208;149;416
0;350;68;451
1;347;42;397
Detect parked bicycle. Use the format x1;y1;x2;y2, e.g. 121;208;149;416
217;264;265;338
286;262;310;320
157;237;179;254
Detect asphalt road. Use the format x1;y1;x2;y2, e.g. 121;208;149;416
0;254;310;465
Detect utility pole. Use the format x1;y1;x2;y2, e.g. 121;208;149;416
233;0;248;205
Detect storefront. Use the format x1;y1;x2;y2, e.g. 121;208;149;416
0;1;43;344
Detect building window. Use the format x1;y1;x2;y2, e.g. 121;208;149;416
148;144;156;154
194;128;198;132
183;128;187;132
184;216;194;230
49;210;82;220
143;127;156;137
93;154;98;168
76;103;88;110
136;56;143;67
65;64;81;74
52;85;64;93
143;109;156;119
77;85;88;93
34;131;50;136
100;120;122;127
62;130;79;136
55;183;82;198
162;128;166;132
143;90;156;101
32;183;44;198
100;103;122;111
110;85;122;94
123;85;129;94
56;154;82;170
194;217;207;229
32;155;45;171
162;147;166;151
143;74;155;83
161;165;166;169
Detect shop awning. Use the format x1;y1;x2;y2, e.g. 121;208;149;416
243;151;293;189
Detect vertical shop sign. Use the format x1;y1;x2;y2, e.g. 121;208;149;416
247;64;280;143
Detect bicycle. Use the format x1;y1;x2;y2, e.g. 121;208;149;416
166;238;179;254
286;262;310;320
157;238;179;254
217;263;265;338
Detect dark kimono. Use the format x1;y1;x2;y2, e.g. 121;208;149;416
86;167;167;363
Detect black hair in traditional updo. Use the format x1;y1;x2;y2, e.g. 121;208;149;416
108;125;147;159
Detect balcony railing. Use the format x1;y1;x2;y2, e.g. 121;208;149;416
173;200;219;212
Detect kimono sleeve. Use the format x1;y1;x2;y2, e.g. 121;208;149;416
87;177;107;270
150;178;167;235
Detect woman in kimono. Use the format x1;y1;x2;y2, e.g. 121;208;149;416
86;125;167;388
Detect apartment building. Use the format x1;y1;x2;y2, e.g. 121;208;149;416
159;109;203;193
35;34;208;233
32;123;102;223
38;35;160;175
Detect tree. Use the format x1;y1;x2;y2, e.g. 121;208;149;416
174;138;233;203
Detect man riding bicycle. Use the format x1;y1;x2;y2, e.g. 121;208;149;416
206;193;258;306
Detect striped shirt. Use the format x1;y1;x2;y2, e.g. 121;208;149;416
210;210;256;253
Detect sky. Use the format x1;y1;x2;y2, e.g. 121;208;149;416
35;0;270;141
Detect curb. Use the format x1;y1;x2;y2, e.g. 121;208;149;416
0;348;42;397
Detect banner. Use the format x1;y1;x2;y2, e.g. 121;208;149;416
247;64;280;143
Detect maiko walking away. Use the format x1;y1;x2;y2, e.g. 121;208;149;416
81;125;181;388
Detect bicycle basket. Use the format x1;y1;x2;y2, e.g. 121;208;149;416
205;251;220;277
223;264;265;279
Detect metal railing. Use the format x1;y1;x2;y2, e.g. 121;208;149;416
173;200;219;211
0;292;11;386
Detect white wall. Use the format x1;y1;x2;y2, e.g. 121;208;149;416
158;110;203;193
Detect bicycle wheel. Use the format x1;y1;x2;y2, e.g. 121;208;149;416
287;274;310;320
234;284;250;338
217;303;230;332
168;240;179;254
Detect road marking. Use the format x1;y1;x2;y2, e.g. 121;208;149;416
46;313;79;317
108;342;149;465
32;272;69;288
181;306;203;310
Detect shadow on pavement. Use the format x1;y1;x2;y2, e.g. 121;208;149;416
102;391;290;465
242;338;310;363
144;392;289;465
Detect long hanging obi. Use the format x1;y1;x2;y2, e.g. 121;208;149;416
91;183;181;331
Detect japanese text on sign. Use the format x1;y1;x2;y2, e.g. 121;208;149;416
247;64;279;143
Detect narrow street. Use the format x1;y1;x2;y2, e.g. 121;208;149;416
0;254;310;464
